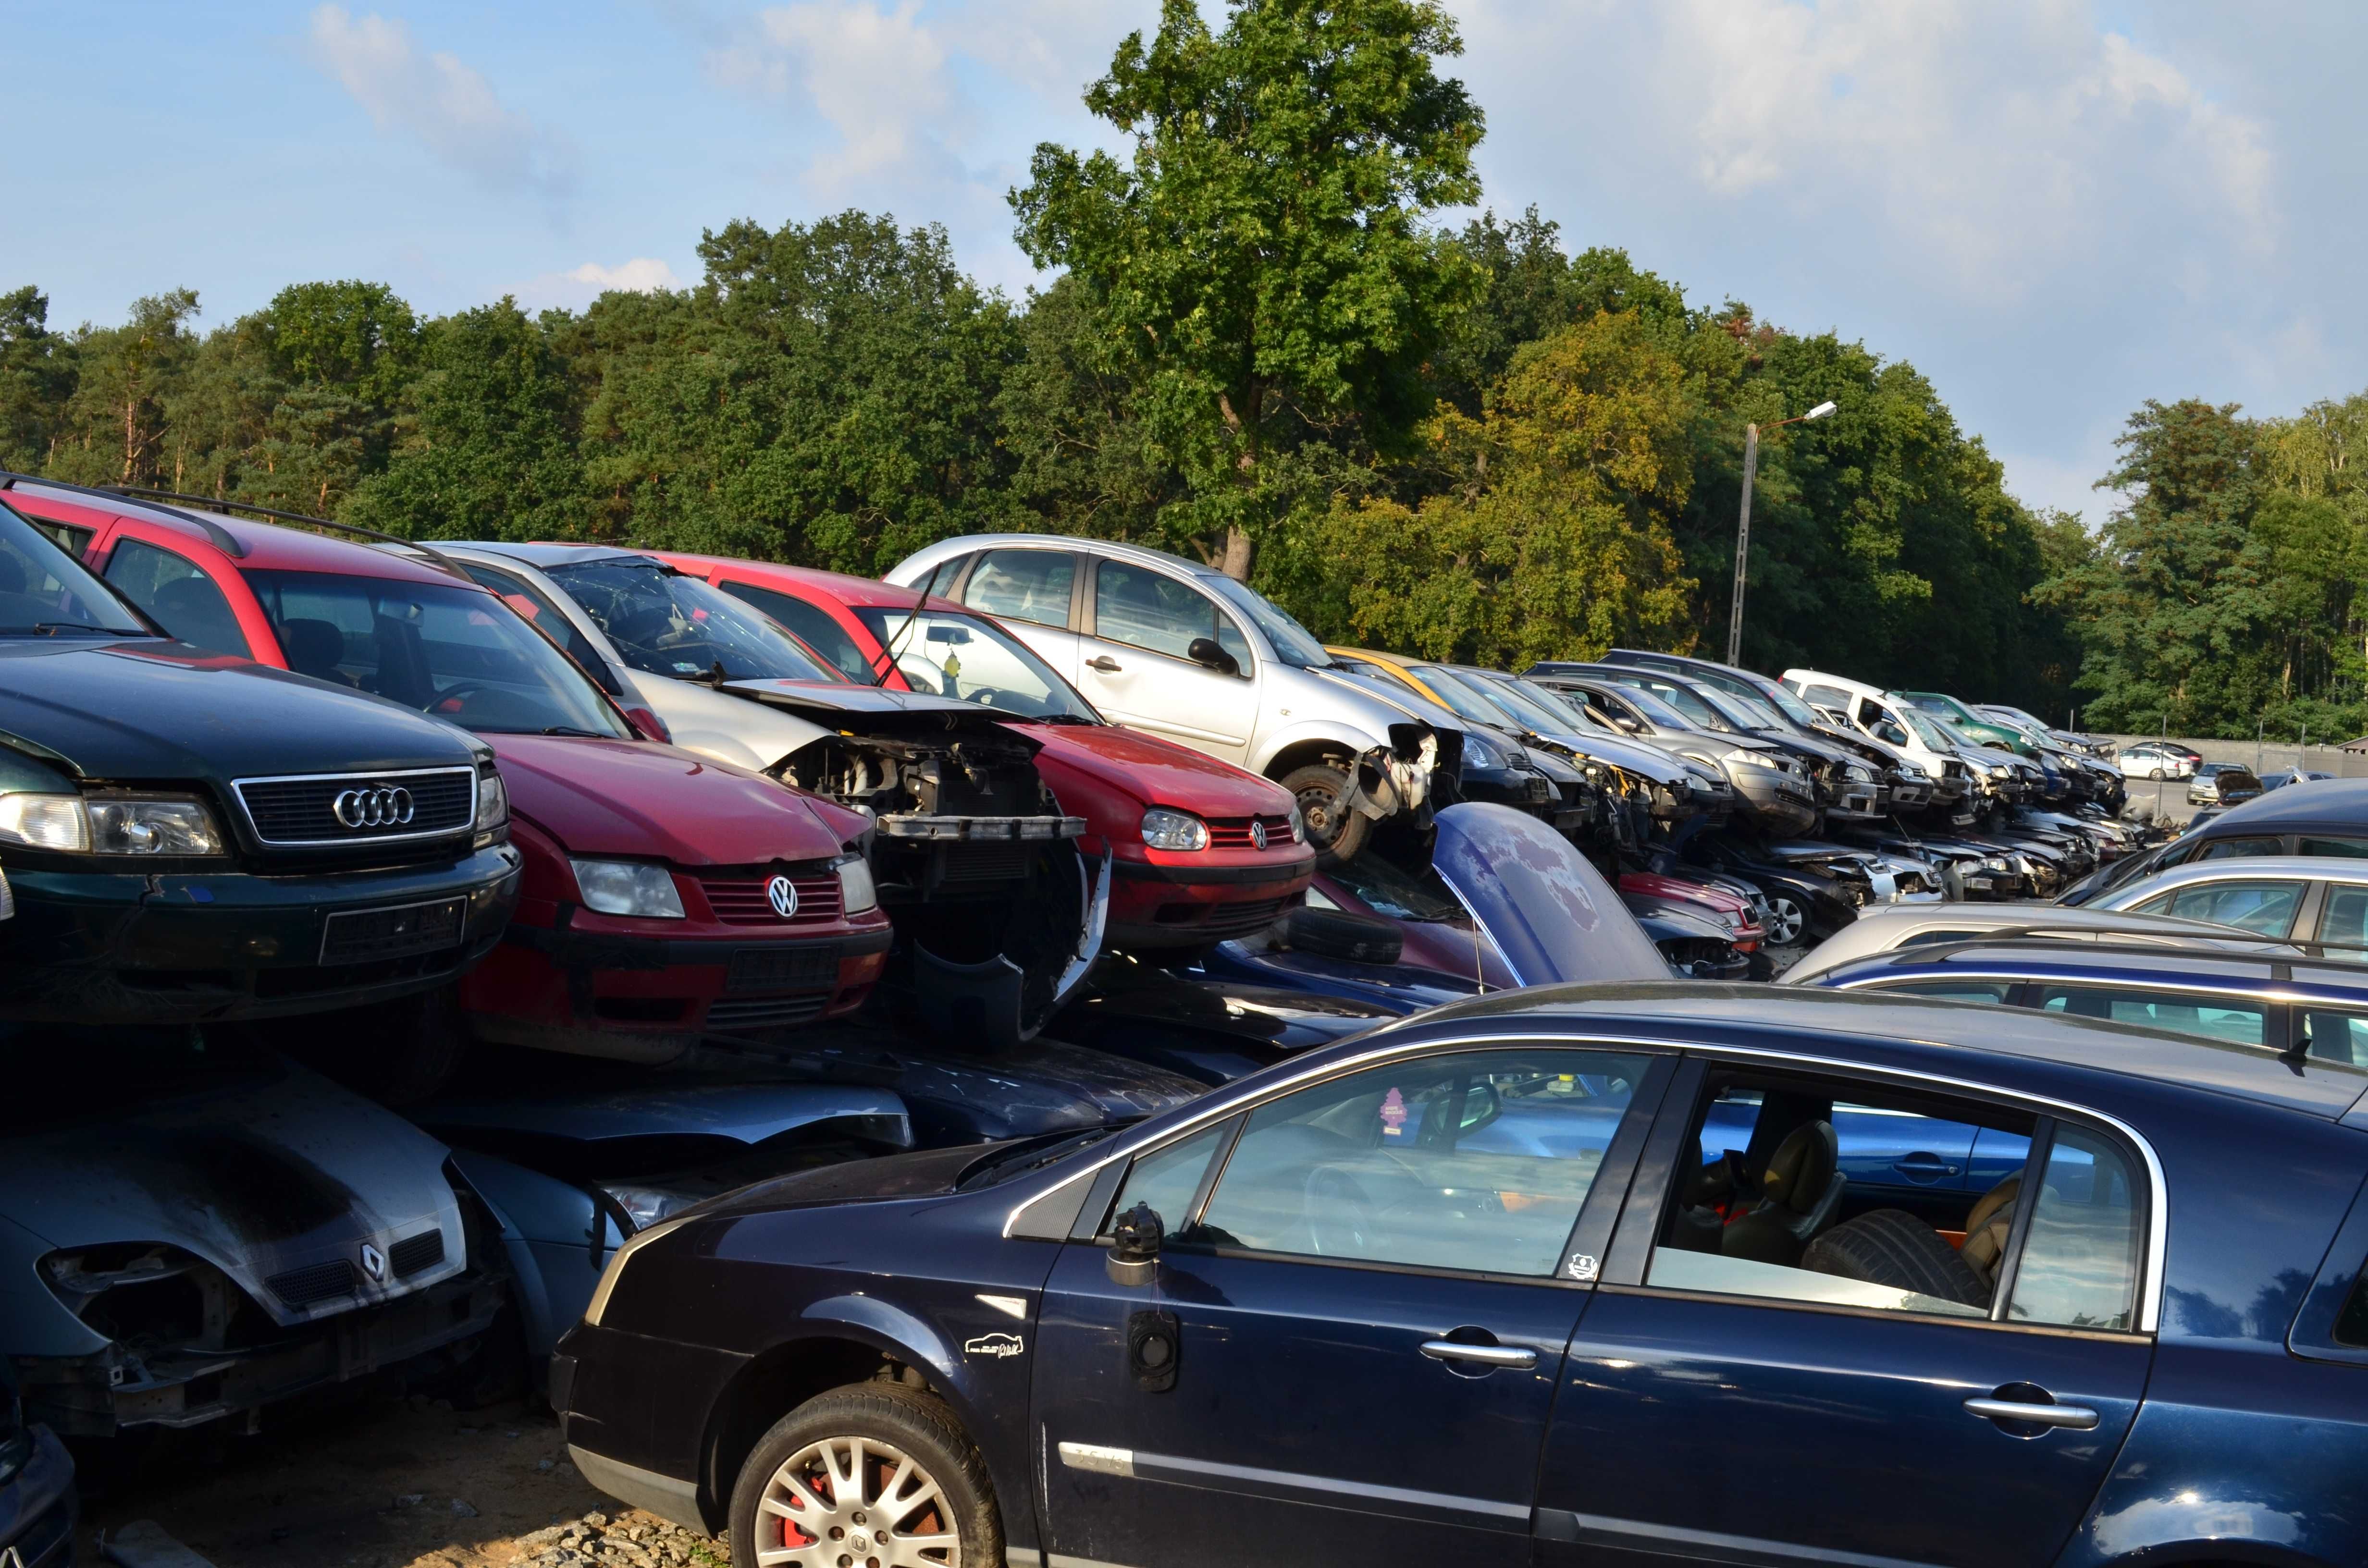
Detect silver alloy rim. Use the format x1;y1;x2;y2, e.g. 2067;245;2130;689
755;1434;958;1567
1767;897;1806;945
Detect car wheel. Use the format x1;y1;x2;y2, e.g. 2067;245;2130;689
2148;767;2163;781
1281;763;1370;866
730;1381;1000;1568
1764;895;1807;946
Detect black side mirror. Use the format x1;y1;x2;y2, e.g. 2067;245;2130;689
1186;637;1241;676
1107;1202;1162;1286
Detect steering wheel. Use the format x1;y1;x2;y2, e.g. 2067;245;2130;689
964;687;1005;707
430;680;495;713
1304;1166;1377;1258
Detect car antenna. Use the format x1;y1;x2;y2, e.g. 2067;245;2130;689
874;560;947;686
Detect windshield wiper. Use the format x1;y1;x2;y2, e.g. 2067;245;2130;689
2;622;126;637
537;725;608;737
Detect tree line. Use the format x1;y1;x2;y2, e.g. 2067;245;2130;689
15;0;2323;736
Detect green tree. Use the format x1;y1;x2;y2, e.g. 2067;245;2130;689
1011;0;1484;579
0;287;72;473
47;288;201;488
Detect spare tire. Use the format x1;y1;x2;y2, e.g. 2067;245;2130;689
1272;905;1404;965
1801;1208;1990;1309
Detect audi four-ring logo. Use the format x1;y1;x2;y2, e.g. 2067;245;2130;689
334;785;415;829
765;875;799;918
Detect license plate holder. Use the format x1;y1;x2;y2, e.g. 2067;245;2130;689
321;897;466;966
727;945;840;995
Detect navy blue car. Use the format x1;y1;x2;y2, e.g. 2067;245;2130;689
552;986;2368;1568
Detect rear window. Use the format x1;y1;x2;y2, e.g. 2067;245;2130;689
961;549;1073;629
2035;985;2267;1048
2301;838;2368;859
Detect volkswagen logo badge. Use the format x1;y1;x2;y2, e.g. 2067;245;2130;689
765;874;799;919
1250;819;1269;851
360;1242;387;1282
333;784;415;830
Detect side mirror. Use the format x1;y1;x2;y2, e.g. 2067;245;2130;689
624;705;671;744
1612;713;1643;734
1186;637;1241;676
1107;1202;1162;1286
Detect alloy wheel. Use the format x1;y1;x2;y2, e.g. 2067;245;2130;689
1765;895;1807;946
757;1434;958;1567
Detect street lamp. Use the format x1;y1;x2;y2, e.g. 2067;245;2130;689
1726;400;1838;666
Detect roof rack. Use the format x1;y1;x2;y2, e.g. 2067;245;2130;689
107;485;470;581
0;471;248;558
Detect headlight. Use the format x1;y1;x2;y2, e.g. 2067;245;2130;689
596;1183;703;1233
474;771;509;845
1141;808;1209;851
1685;770;1722;794
571;859;685;918
1845;764;1875;783
1984;763;2010;779
1287;806;1306;843
1726;748;1783;771
834;853;878;913
1464;733;1504;769
0;793;225;856
1983;856;2011;872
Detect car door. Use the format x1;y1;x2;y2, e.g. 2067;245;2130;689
1074;558;1256;761
953;546;1083;681
1538;1056;2154;1568
1030;1044;1672;1568
2127;878;2308;938
99;529;260;659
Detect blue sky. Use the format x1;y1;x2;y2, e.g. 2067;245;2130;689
3;0;2357;524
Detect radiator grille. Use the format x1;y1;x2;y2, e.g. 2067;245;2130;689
698;872;842;926
234;767;476;846
267;1259;357;1308
1205;814;1296;850
705;994;833;1032
389;1229;446;1279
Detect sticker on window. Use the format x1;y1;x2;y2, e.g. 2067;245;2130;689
1380;1088;1407;1137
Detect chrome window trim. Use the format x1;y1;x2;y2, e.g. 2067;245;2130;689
230;764;480;847
1836;969;2307;1009
1000;1025;2169;1335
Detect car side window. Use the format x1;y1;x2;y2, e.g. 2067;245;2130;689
1179;1048;1650;1276
1091;562;1248;670
1874;979;2014;1004
2034;985;2267;1048
715;581;875;682
961;550;1074;629
2301;838;2368;859
2008;1126;2144;1332
1646;1070;2044;1322
2147;880;2304;937
1109;1123;1231;1237
458;562;623;695
2294;1010;2368;1068
104;538;251;658
31;519;93;560
2195;836;2282;862
2316;888;2368;961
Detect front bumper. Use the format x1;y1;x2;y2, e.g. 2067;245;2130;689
463;913;894;1062
0;845;521;1024
0;1426;74;1568
1730;773;1821;835
18;1263;507;1438
1106;846;1315;948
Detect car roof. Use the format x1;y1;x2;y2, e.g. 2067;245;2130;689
909;532;1218;580
1823;936;2368;1010
3;480;464;589
2194;775;2368;829
659;553;966;613
1400;982;2367;1122
449;541;651;569
2111;854;2368;891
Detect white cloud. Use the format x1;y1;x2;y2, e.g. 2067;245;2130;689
707;0;958;192
514;258;686;310
307;5;576;206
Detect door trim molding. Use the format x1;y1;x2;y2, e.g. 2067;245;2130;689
1058;1440;1529;1530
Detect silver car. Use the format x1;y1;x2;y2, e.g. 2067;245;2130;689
886;536;1462;862
2084;855;2368;961
1781;903;2304;984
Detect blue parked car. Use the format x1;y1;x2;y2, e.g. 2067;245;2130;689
549;985;2368;1568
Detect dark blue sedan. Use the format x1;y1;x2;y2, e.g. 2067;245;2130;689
552;986;2368;1568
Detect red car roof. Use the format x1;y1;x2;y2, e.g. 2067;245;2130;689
7;483;462;588
654;552;967;614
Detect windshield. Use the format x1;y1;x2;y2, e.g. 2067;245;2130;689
1607;682;1698;730
1752;680;1827;730
1205;576;1330;668
545;559;841;685
854;606;1099;722
1406;665;1517;728
1625;676;1725;730
0;500;148;637
243;571;630;736
1721;691;1787;729
1905;692;1977;724
1465;672;1586;735
1899;707;1958;751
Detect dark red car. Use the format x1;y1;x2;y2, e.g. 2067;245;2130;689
648;552;1317;950
8;483;890;1097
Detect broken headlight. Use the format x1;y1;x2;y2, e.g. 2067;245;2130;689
1141;807;1210;851
571;859;686;919
0;792;225;856
595;1183;705;1233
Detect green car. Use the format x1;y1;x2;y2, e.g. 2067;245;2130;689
0;491;521;1024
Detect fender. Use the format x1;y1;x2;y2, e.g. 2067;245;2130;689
1247;717;1391;780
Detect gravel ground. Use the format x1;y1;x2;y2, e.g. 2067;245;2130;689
74;1395;726;1568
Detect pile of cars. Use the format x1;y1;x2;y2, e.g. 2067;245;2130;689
13;497;2361;1567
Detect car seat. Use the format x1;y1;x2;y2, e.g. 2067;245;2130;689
1719;1121;1844;1265
279;618;353;683
1957;1174;2021;1288
151;575;247;656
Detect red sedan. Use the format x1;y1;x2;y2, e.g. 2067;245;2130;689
9;482;890;1096
648;552;1318;949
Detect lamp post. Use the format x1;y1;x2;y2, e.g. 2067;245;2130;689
1727;400;1838;666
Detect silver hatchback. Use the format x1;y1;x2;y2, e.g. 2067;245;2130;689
886;536;1463;861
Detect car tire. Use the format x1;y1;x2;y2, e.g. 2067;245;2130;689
729;1380;1001;1568
1802;1208;1989;1308
2148;768;2163;781
1282;763;1371;866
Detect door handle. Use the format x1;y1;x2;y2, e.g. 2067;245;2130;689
1962;1397;2099;1430
1891;1156;1960;1178
1087;655;1123;673
1419;1340;1537;1369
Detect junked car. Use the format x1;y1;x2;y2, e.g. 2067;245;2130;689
646;553;1317;951
0;483;521;1026
0;1024;510;1442
1531;671;1825;836
0;1356;73;1568
552;980;2368;1568
1322;649;1589;837
884;536;1463;864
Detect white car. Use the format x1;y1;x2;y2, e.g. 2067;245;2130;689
885;535;1463;861
2116;743;2198;781
1781;903;2303;984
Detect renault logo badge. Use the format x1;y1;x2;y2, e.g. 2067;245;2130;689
1250;819;1269;850
766;875;799;918
360;1242;387;1282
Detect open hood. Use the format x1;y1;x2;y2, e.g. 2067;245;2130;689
1430;803;1667;987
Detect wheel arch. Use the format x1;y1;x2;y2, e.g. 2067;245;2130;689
1256;727;1378;783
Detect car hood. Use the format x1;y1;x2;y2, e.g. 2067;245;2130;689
1522;723;1693;785
486;733;845;864
1302;665;1462;735
418;1080;911;1152
0;640;487;783
889;1038;1208;1144
1431;802;1667;986
0;1055;465;1340
1023;723;1291;814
